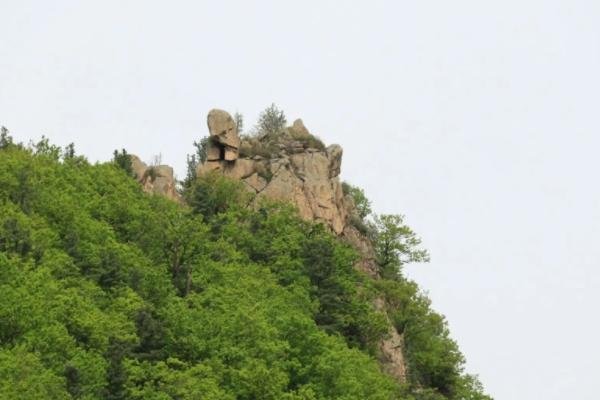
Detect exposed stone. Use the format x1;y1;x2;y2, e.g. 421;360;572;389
197;160;222;175
374;297;408;383
129;155;181;202
290;118;311;136
326;144;343;178
243;173;268;192
222;158;257;180
130;155;147;181
207;109;241;161
224;148;237;161
206;142;222;161
198;114;348;234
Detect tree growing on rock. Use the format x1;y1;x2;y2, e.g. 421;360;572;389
255;103;286;137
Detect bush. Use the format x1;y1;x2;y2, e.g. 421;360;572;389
238;136;280;159
288;128;326;151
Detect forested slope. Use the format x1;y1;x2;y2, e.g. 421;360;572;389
0;133;490;399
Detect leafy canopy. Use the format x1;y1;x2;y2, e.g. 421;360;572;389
0;132;490;400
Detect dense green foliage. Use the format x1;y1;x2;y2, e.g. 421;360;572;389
112;149;134;178
0;136;490;399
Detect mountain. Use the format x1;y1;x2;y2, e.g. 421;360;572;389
0;117;491;399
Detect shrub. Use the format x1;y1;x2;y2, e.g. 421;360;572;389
238;136;280;159
184;172;251;219
288;128;326;151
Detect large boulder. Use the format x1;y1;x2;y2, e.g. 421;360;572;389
207;109;240;161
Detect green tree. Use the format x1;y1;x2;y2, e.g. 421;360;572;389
342;182;372;219
184;172;250;219
0;348;69;400
0;126;13;150
255;103;286;137
112;148;134;177
63;143;76;160
0;136;491;400
373;214;430;279
182;137;209;189
158;209;208;296
194;137;209;164
31;136;62;160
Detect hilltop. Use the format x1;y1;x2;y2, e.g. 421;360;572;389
0;112;491;399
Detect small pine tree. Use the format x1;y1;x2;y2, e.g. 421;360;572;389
194;137;208;164
234;112;244;134
63;143;76;159
255;103;286;137
112;149;133;177
0;126;13;149
181;138;210;190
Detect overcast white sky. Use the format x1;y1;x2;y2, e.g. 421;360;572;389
2;1;599;398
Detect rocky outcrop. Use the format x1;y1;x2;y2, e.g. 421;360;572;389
197;111;348;234
206;109;241;161
130;155;181;202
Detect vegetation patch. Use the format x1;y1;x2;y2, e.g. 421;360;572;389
0;130;491;400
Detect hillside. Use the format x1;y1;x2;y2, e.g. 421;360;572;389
0;119;491;399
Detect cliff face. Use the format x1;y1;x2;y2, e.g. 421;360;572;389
196;109;408;382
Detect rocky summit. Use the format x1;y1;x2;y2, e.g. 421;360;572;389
198;111;348;235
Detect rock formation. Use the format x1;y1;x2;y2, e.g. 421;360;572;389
198;112;348;234
130;155;181;202
206;109;241;161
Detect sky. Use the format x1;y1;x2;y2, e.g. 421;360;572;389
1;1;599;398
